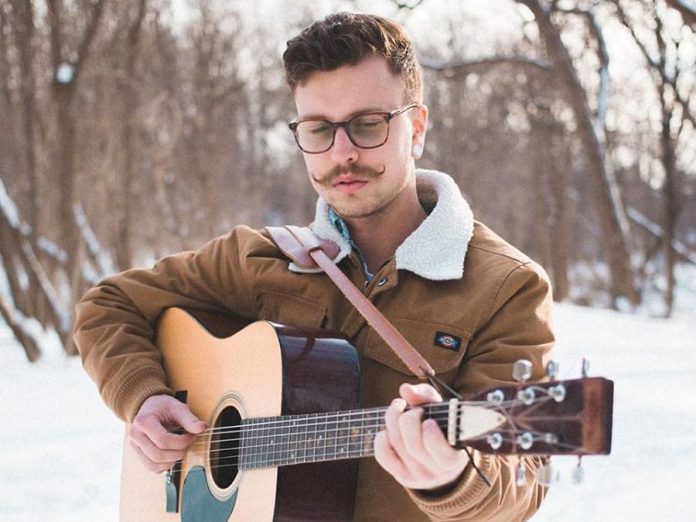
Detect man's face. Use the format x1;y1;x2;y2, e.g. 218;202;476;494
293;56;428;219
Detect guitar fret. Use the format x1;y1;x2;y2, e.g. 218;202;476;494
240;405;452;469
239;420;247;469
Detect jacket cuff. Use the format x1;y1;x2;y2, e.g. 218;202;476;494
110;367;173;422
407;450;497;515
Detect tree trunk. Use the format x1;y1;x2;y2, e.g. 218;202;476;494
659;86;677;317
117;0;148;270
518;0;639;306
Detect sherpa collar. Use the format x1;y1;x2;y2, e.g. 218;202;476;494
291;169;474;281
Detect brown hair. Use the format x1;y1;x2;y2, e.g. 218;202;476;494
283;12;423;103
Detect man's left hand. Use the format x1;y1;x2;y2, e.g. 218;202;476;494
374;383;470;491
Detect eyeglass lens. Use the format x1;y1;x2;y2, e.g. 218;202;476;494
296;114;389;153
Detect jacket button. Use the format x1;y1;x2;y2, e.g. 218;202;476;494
377;277;388;286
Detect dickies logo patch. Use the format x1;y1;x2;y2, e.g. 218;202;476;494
434;331;462;351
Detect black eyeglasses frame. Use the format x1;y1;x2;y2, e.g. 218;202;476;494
288;103;419;154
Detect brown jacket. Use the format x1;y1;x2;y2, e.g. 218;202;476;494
74;170;554;521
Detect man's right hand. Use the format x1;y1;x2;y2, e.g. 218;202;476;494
129;394;207;473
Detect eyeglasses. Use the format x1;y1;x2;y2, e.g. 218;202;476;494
288;103;419;154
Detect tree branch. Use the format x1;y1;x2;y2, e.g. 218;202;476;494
420;55;551;77
555;6;611;141
392;0;425;10
665;0;696;27
613;0;696;129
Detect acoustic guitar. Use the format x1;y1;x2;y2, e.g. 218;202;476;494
120;307;614;521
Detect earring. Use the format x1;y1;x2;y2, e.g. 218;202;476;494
412;143;423;157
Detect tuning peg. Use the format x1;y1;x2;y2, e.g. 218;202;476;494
536;460;559;486
572;457;584;484
487;432;503;450
516;432;534;450
548;383;566;402
581;358;590;378
512;360;533;383
546;360;560;380
515;460;527;487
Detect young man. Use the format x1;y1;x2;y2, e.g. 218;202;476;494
74;12;554;521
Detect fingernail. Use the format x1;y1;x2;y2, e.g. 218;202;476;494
392;398;406;410
424;419;438;430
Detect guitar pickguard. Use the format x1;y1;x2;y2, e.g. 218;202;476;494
181;466;237;522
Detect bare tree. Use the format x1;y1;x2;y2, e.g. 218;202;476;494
614;0;695;315
517;0;640;307
46;0;106;306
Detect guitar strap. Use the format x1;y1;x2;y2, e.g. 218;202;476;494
267;225;493;487
266;225;436;380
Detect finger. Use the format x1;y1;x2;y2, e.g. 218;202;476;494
399;383;442;406
129;440;178;473
166;401;207;435
136;414;196;452
383;398;407;454
398;407;432;468
421;419;469;471
130;430;185;470
373;430;410;484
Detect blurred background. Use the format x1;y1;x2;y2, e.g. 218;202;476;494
0;0;694;361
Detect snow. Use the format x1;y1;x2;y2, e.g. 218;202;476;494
0;179;22;230
73;203;116;281
0;303;694;521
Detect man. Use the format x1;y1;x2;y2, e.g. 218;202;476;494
74;12;554;521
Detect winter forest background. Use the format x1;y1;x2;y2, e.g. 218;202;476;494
0;0;695;519
1;0;695;360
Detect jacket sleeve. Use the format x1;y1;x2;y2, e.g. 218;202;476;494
72;226;260;422
407;260;555;521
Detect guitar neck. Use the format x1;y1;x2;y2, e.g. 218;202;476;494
239;403;449;470
208;376;613;472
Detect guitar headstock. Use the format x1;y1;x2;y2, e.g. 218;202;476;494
457;374;614;457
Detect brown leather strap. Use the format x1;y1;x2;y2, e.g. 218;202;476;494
267;225;340;269
267;226;435;379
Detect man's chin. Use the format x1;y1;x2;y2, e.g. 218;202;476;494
330;200;389;221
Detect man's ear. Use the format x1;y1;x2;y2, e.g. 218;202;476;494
411;104;429;160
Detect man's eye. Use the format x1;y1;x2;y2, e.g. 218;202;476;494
305;122;333;135
352;117;383;129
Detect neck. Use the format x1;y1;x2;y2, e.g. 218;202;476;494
238;402;451;470
343;181;426;273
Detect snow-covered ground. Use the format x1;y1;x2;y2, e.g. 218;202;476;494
0;302;694;521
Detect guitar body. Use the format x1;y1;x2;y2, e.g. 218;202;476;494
120;308;361;522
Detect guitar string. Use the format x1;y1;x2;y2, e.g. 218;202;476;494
192;395;557;456
190;409;489;450
195;404;448;436
198;428;581;473
184;392;574;472
187;396;536;441
203;430;492;471
190;416;445;453
198;423;571;461
188;395;551;448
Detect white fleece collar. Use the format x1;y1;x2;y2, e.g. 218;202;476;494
291;169;474;281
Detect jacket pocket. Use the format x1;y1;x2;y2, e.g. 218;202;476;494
258;290;327;329
363;317;471;375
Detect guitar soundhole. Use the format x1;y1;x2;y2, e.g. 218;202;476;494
210;406;241;490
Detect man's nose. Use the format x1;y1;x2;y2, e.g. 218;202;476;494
330;127;358;163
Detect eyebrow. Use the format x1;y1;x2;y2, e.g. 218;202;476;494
298;106;389;121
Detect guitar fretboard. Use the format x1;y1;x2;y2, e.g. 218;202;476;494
238;403;450;469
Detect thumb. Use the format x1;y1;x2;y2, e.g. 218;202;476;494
399;383;443;406
167;400;207;434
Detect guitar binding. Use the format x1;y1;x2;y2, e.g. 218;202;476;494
206;392;246;501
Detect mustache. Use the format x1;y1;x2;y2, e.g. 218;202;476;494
312;163;386;186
